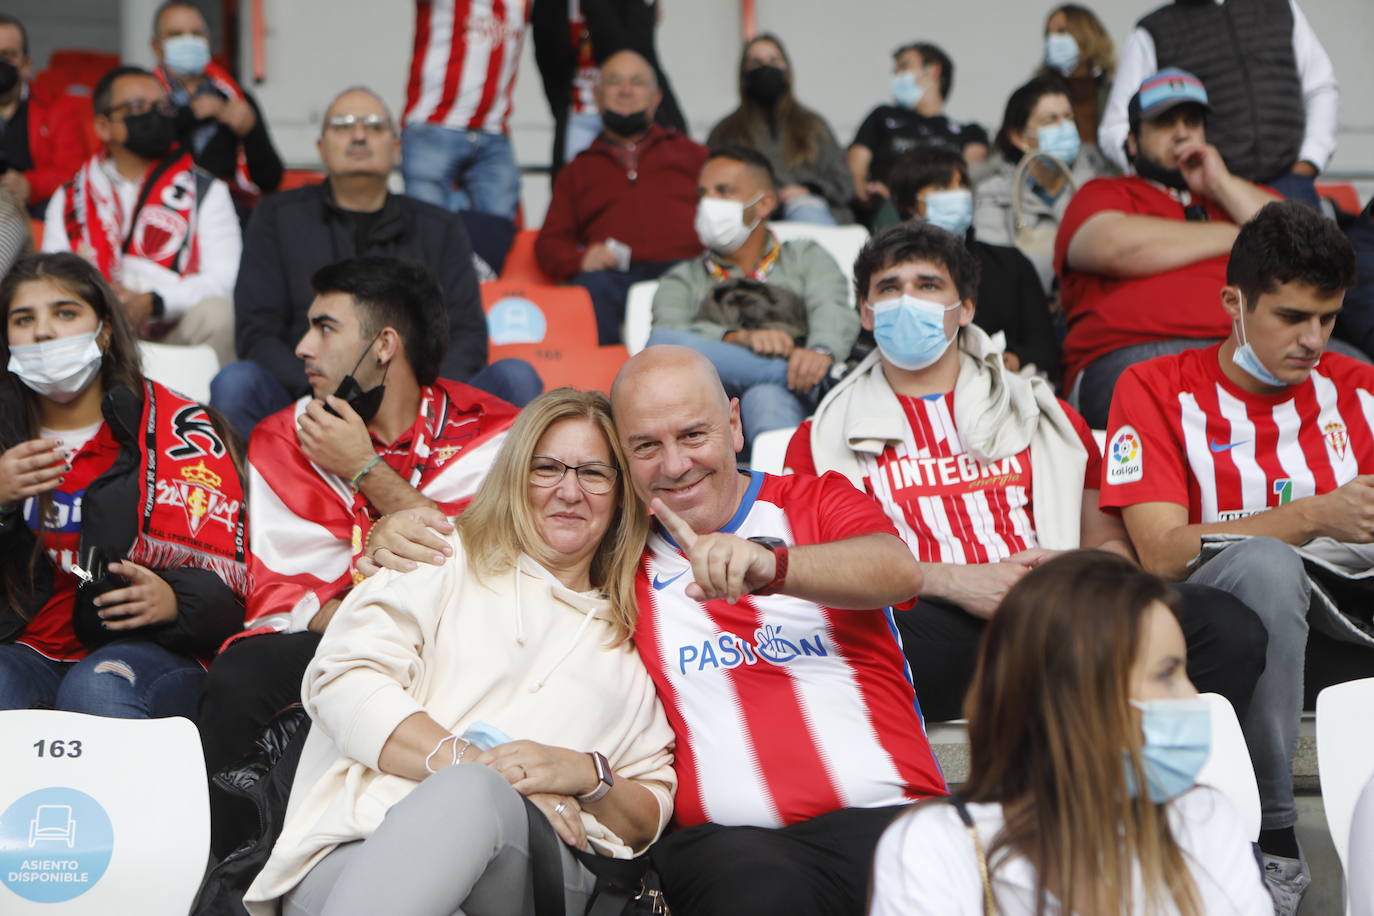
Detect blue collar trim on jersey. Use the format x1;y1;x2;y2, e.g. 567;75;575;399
656;469;764;548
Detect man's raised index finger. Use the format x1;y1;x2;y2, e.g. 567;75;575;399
650;498;697;549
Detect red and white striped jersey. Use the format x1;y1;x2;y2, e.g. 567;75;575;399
1100;344;1374;522
403;0;531;133
785;393;1100;564
567;1;598;115
245;381;515;635
633;471;947;830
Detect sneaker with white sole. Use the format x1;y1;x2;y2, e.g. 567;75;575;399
1262;851;1311;916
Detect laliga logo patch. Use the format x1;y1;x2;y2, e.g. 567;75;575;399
132;207;189;263
1106;426;1143;484
486;297;547;345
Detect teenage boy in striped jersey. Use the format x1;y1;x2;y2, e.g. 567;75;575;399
786;221;1265;723
1102;200;1374;913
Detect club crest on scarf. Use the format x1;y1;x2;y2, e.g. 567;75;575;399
158;459;237;537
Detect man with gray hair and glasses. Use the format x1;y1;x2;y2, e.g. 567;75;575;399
210;86;540;439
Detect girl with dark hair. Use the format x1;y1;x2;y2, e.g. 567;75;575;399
707;34;853;225
0;252;246;717
975;75;1113;295
870;551;1271;915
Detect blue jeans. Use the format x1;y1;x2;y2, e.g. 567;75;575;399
210;358;545;441
573;262;677;345
647;328;819;444
1266;171;1321;210
563;111;602;163
402;124;520;221
0;640;206;718
780;194;836;226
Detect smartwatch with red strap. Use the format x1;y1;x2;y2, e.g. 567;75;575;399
747;536;789;596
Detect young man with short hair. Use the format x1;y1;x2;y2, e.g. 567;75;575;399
198;257;515;855
1102;200;1374;913
786;221;1264;723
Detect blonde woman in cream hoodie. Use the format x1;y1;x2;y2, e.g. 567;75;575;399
245;389;676;916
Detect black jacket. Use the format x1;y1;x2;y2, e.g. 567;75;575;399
532;0;687;172
969;236;1062;384
178;90;284;221
0;379;244;653
233;182;487;398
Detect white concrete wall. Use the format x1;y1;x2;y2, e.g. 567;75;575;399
10;0;1372;219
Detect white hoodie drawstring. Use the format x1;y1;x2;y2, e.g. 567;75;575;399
529;598;598;693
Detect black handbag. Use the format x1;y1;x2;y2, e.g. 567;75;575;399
522;797;669;916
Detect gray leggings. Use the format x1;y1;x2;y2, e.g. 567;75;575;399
283;764;598;916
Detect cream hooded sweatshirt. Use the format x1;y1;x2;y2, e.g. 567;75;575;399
245;534;677;913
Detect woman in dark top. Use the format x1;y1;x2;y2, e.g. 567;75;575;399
707;34;853;226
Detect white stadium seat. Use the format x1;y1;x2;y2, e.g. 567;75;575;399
137;342;220;405
0;710;210;915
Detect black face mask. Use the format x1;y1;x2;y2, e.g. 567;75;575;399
122;109;177;160
602;108;651;139
743;65;788;106
1131;147;1189;191
0;61;18;97
324;335;388;423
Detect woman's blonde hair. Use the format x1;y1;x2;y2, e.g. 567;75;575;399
456;388;647;644
1046;3;1116;78
958;550;1201;915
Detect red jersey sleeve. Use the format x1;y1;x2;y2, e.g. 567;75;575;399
1097;362;1190;512
1057;399;1102;490
783;420;817;476
1053;178;1132;278
813;471;901;543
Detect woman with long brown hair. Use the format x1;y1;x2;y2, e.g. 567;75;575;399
707;33;853;225
0;252;246;717
870;551;1270;914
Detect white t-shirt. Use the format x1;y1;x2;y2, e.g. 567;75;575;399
869;787;1272;915
40;421;105;463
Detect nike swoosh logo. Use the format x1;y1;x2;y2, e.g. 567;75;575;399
652;569;688;590
1209;439;1250;453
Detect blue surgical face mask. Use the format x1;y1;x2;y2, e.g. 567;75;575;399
1231;295;1288;388
460;721;514;751
1035;119;1081;165
162;34;211;76
1044;32;1080;75
891;70;924;110
871;294;961;371
1126;697;1211;803
922;189;973;237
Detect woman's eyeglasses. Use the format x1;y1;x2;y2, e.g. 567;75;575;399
529;456;619;494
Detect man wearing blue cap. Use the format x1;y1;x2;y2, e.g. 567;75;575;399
1098;0;1337;203
1055;68;1276;428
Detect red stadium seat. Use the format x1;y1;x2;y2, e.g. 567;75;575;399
499;230;554;285
481;280;628;392
1317;182;1362;216
33;49;120;97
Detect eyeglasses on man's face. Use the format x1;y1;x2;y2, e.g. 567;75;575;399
326;113;393;135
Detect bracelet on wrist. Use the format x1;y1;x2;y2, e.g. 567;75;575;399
350;455;383;492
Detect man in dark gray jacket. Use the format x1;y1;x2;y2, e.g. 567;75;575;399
210;87;539;438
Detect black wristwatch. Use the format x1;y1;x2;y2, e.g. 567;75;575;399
149;291;166;319
578;751;614;803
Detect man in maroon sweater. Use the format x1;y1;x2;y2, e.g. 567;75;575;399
535;49;705;344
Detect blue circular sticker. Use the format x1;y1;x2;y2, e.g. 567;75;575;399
486;296;548;345
0;787;114;903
